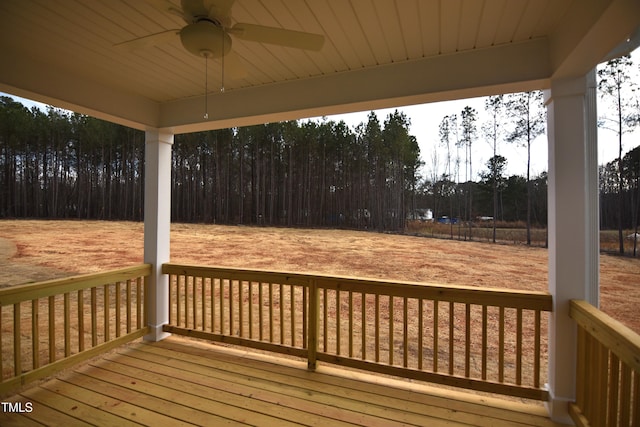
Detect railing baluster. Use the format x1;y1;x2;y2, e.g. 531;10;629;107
418;299;423;370
465;303;470;378
433;299;439;372
91;288;97;347
375;293;379;363
192;276;197;329
534;310;541;388
239;280;244;337
176;275;182;327
78;289;85;351
516;308;522;385
64;292;71;357
307;280;318;370
389;295;393;366
336;289;341;355
211;278;216;333
482;305;487;380
14;302;21;376
116;282;121;338
229;279;234;336
403;297;408;368
32;299;39;369
137;277;143;329
202;277;207;331
448;301;454;375
279;283;284;344
620;364;632;426
575;326;586;409
323;288;328;352
302;285;308;349
125;276;133;334
259;282;263;341
248;281;253;338
167;276;173;326
499;306;505;383
632;371;639;425
103;285;110;342
592;341;606;424
220;278;225;335
361;292;366;360
268;282;273;342
185;276;190;329
348;291;353;358
290;284;295;347
50;295;56;360
607;353;620;427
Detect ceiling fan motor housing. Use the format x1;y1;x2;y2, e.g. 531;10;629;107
180;20;232;58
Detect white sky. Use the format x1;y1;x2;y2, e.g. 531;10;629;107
3;50;638;181
313;48;640;180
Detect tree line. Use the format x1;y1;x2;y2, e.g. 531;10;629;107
0;98;423;231
170;112;421;231
1;52;638;241
600;144;640;235
1;94;544;230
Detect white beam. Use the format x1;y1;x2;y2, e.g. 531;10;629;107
143;129;173;342
159;38;550;134
0;45;160;131
544;71;600;423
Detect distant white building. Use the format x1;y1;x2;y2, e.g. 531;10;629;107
407;209;433;222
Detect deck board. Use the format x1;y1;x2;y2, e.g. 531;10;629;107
0;336;564;426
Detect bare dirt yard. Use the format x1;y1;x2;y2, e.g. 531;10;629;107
1;219;639;334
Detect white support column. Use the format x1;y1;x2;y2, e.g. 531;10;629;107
585;70;600;307
544;70;600;423
143;129;173;342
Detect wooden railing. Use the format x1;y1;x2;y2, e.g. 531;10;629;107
163;263;552;400
569;300;640;427
0;264;150;395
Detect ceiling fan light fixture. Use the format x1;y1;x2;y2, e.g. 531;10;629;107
180;20;231;58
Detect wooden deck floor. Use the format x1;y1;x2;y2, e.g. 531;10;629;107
1;336;564;426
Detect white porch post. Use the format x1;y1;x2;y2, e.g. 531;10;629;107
544;70;599;423
143;129;173;342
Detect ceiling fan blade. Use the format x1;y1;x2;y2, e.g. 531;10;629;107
114;30;179;51
144;0;184;19
229;23;324;51
205;0;234;21
181;0;210;21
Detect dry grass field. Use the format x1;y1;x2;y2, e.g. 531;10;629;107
1;219;639;335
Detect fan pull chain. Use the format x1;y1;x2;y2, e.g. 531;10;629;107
220;29;225;93
204;54;209;119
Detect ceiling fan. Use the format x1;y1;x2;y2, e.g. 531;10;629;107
115;0;325;68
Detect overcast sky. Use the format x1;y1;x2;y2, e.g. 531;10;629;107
313;48;640;180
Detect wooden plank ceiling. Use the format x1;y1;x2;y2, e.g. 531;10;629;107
0;0;637;133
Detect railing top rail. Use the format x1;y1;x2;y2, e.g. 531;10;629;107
162;263;313;286
163;263;552;311
0;264;152;306
570;299;640;373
